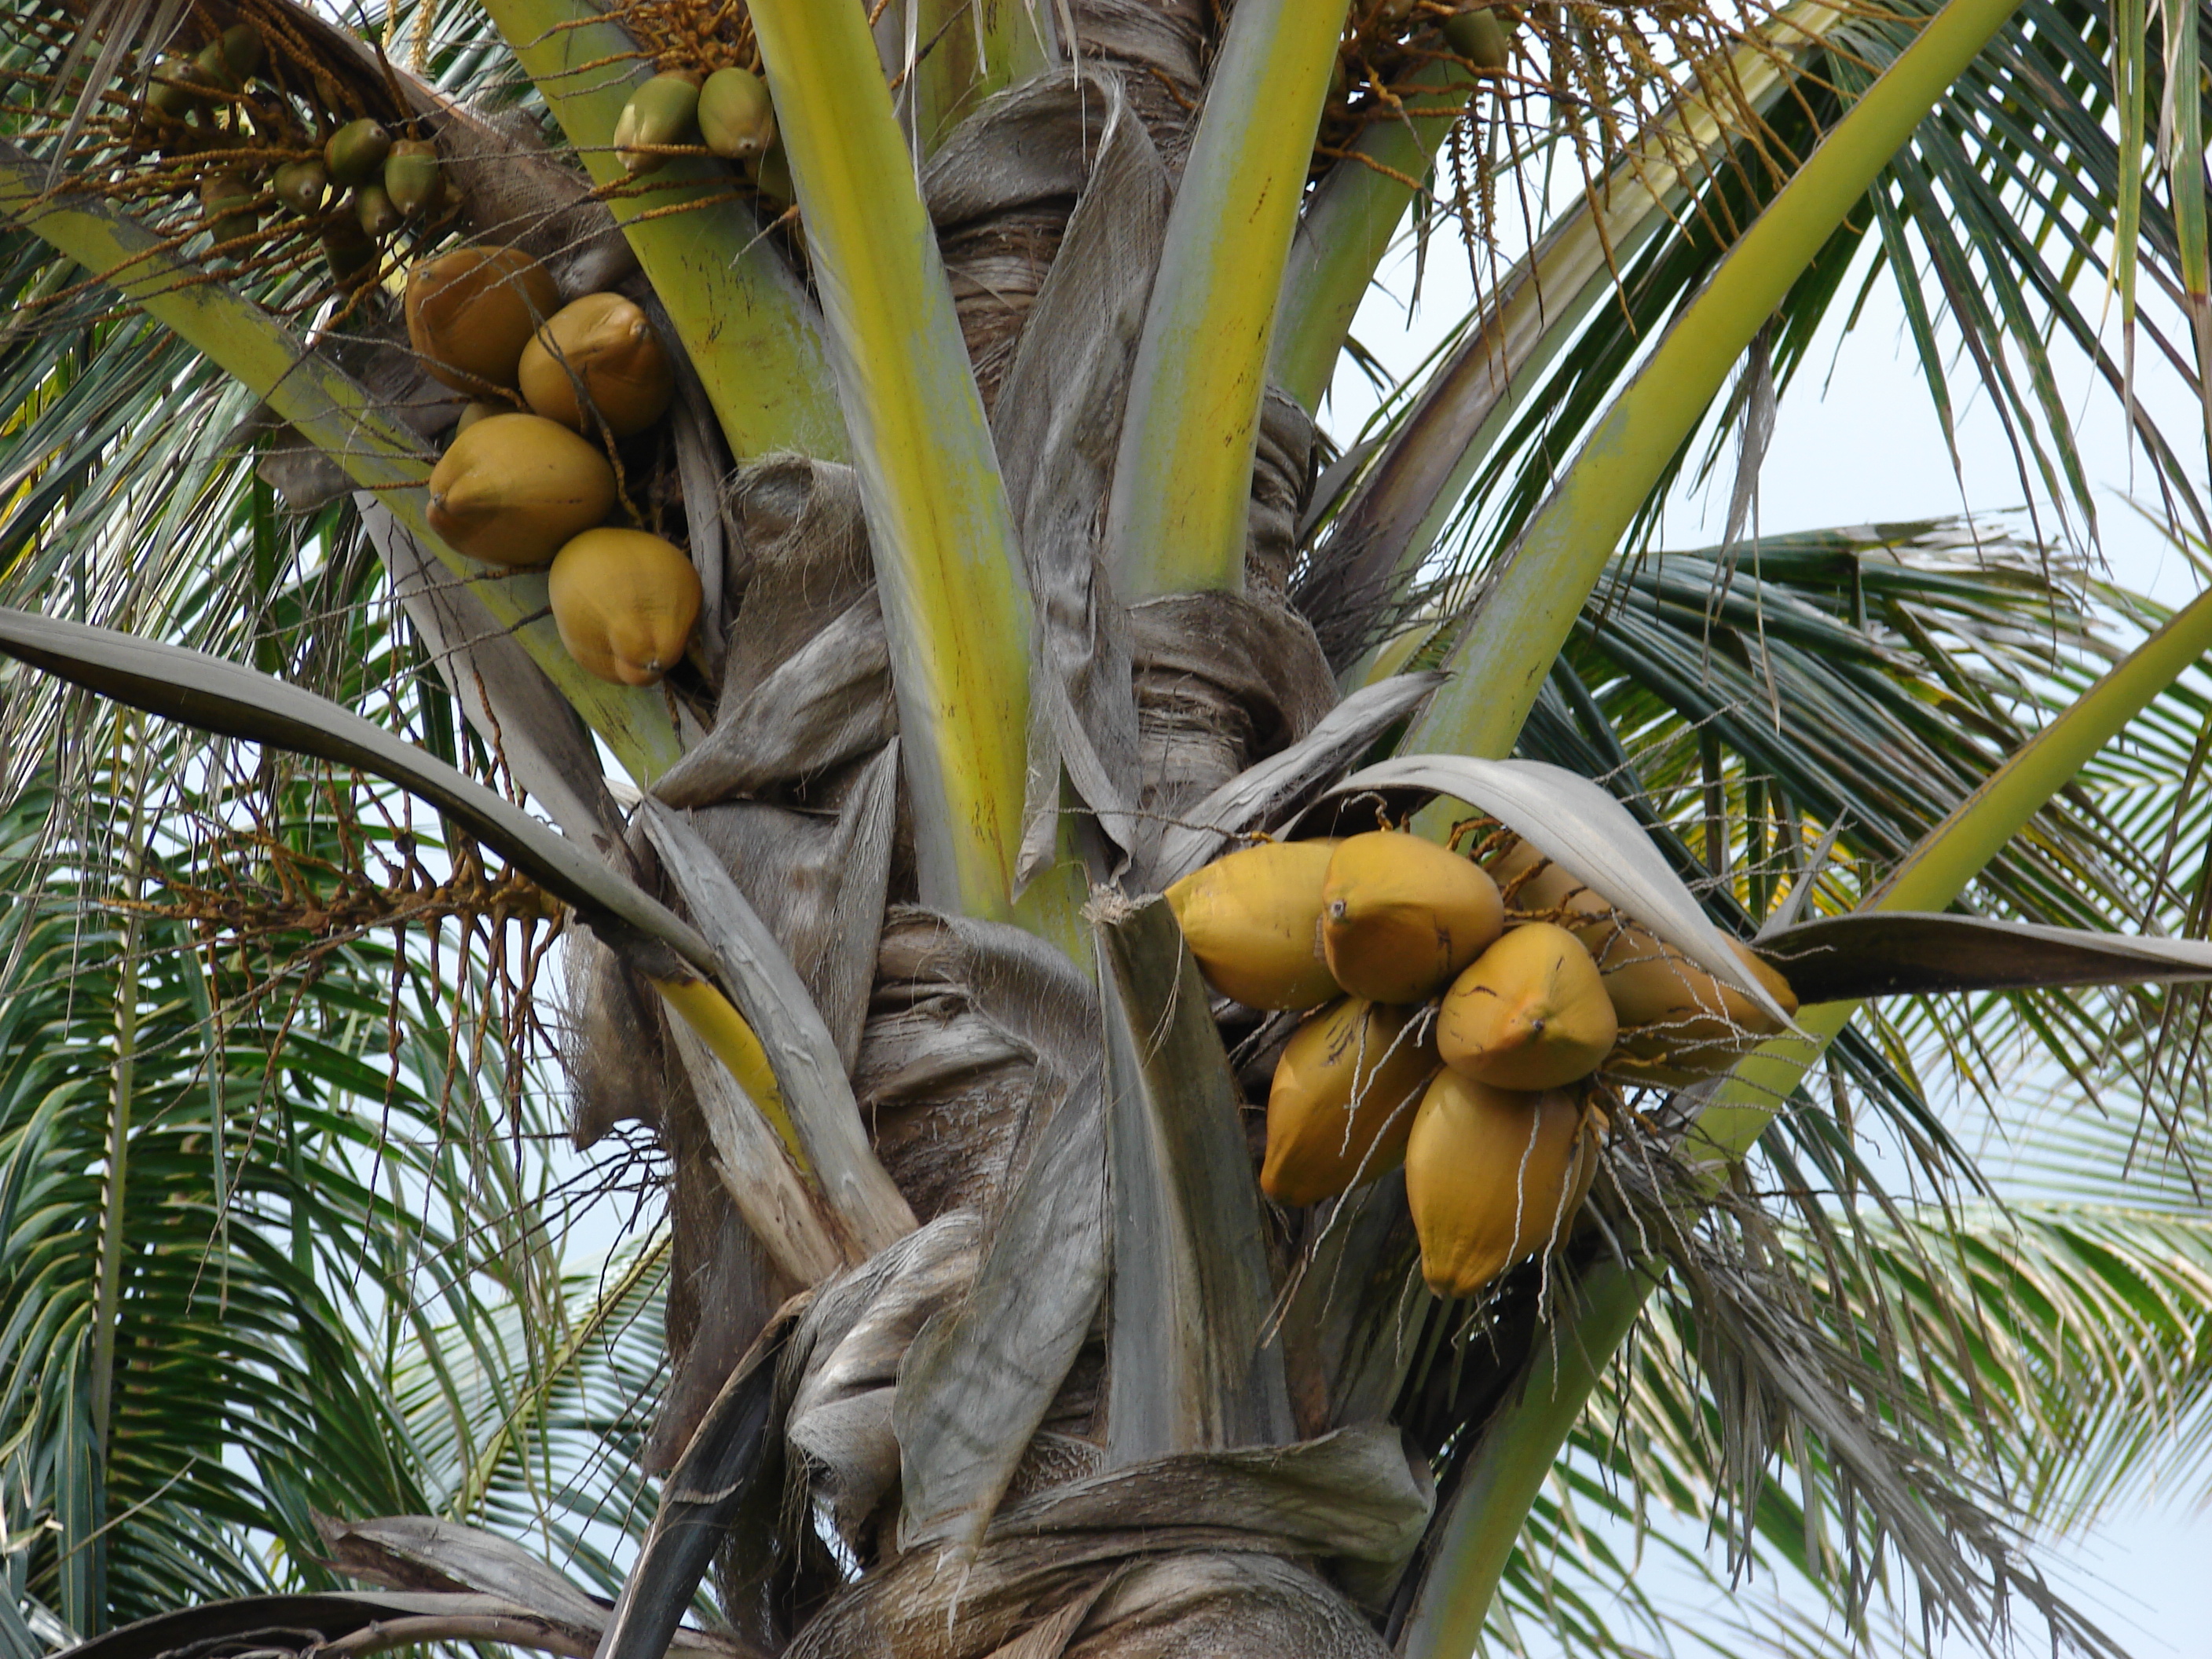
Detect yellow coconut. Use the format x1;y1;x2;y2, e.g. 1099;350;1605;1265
426;413;615;568
1604;939;1798;1085
1321;830;1503;1005
548;529;701;686
1163;840;1340;1011
1489;839;1796;1081
405;245;562;394
1262;998;1440;1206
1437;921;1617;1090
518;292;676;438
1405;1069;1594;1298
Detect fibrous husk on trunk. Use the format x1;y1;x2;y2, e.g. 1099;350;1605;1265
782;1427;1428;1659
1130;592;1337;825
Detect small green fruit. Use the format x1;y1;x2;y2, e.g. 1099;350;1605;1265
200;170;258;248
273;157;328;215
697;66;775;159
355;182;404;239
614;72;701;175
383;140;441;216
145;53;210;119
324;118;392;188
193;38;240;94
322;221;379;289
1442;5;1513;70
219;24;266;80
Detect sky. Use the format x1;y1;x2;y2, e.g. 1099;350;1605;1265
1326;168;2212;1657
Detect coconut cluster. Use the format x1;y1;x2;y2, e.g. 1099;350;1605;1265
614;66;789;206
1164;830;1799;1299
132;24;450;291
408;247;700;687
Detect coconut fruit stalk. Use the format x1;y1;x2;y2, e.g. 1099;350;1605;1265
1262;998;1441;1206
1437;921;1617;1090
1321;830;1504;1004
321;220;379;289
517;293;676;438
615;72;703;175
426;412;617;567
698;67;775;159
1404;1071;1596;1298
1163;839;1341;1011
405;246;562;394
548;528;702;686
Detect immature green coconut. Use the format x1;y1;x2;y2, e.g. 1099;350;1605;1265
354;182;403;239
217;24;265;80
615;73;702;175
199;171;258;247
324;119;390;188
1442;4;1514;69
272;157;328;215
698;67;776;159
383;139;442;217
145;53;211;119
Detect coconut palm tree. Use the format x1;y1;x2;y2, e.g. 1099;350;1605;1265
6;0;2212;1655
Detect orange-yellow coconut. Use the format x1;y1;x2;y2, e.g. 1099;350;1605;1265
1604;939;1798;1084
426;413;614;567
518;291;676;438
1405;1069;1595;1298
405;246;560;394
1163;840;1340;1011
1437;921;1617;1090
1321;830;1503;1004
1262;998;1439;1206
548;528;701;686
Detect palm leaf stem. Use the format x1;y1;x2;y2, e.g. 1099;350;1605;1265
1272;54;1481;414
1105;0;1351;599
1313;0;1847;677
453;1234;668;1522
895;0;1054;159
746;0;1047;934
1403;0;2033;771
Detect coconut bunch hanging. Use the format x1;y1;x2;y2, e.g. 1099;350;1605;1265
7;1;460;304
1165;821;1798;1298
408;244;698;687
582;0;792;212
